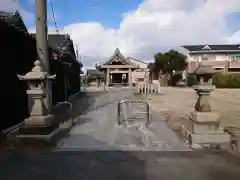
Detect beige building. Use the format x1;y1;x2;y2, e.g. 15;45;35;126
182;44;240;72
96;48;149;89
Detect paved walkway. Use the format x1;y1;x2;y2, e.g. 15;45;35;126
56;87;190;151
0;87;240;180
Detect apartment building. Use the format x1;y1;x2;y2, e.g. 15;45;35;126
182;44;240;73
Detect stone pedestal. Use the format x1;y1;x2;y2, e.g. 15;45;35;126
19;115;56;135
225;127;240;152
182;112;230;146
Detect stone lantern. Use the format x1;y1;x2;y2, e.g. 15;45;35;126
17;60;56;134
181;64;230;149
193;65;215;112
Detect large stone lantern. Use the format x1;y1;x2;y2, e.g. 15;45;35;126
181;65;230;149
17;60;56;134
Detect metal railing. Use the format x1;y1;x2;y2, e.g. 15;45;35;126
117;100;150;126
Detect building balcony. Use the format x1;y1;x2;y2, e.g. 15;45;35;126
187;60;240;73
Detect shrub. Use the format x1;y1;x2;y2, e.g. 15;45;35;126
187;75;198;86
213;73;240;88
170;74;182;86
159;74;170;86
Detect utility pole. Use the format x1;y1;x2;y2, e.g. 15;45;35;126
35;0;52;113
75;43;80;61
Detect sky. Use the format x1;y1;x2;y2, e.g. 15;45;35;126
1;0;240;70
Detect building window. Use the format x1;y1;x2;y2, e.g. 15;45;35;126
202;55;208;60
232;55;240;61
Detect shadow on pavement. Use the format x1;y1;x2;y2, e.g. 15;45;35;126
72;88;134;126
70;91;107;123
0;134;146;180
0;134;240;180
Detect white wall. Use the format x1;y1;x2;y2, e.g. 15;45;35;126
187;54;235;62
128;57;149;83
132;71;146;83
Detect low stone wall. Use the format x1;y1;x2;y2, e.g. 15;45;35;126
52;102;72;124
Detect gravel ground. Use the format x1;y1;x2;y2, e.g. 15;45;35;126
138;87;240;130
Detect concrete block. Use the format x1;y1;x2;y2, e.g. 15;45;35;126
24;114;54;126
223;127;240;152
189;111;220;124
185;128;230;145
181;125;230;148
190;143;203;149
184;118;224;134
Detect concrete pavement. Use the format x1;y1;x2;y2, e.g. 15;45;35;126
56;87;190;151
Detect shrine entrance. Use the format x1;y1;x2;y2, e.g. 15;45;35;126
96;48;138;90
111;73;128;86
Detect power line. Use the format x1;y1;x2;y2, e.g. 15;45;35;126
49;0;59;34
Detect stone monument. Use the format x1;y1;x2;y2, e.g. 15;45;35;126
181;65;230;149
17;60;56;135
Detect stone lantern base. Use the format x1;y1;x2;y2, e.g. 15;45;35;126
18;114;57;135
181;111;230;149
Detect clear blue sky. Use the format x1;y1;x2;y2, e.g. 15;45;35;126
20;0;142;28
226;12;240;34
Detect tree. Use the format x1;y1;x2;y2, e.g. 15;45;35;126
154;50;187;74
164;50;187;73
153;50;187;86
154;52;169;73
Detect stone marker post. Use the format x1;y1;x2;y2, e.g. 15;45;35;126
17;60;56;135
181;65;230;149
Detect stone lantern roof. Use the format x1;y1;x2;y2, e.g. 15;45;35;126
191;64;215;75
18;60;56;80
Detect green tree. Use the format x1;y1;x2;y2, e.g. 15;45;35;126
154;52;169;73
154;50;187;74
164;50;187;73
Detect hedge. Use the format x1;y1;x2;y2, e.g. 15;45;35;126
187;73;240;88
213;73;240;88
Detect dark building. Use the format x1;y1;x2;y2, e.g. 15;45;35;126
0;11;82;131
86;69;105;86
36;33;83;102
